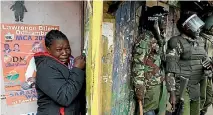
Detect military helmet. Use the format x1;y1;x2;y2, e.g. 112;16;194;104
203;15;213;30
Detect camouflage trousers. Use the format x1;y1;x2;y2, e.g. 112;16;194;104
200;77;213;114
136;83;167;115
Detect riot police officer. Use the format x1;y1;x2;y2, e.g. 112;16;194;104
165;11;212;115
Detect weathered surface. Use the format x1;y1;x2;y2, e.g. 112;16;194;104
84;1;92;114
111;1;139;115
101;22;115;115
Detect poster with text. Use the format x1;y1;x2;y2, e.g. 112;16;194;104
1;23;59;105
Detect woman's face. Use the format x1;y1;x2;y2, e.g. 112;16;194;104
47;39;71;64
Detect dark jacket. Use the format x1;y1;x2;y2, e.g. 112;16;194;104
34;52;85;115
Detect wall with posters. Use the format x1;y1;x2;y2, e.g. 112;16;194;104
1;1;82;115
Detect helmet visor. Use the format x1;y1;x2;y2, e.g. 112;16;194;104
182;14;204;33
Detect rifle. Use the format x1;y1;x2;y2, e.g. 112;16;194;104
172;76;189;115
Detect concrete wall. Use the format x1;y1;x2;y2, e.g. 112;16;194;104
1;1;82;115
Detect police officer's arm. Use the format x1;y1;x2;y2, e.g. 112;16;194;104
165;37;182;92
132;42;146;100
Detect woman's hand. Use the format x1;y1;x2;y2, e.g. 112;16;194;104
73;56;86;69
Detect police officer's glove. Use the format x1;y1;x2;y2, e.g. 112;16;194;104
134;84;145;101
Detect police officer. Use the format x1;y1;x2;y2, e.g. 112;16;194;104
165;11;212;115
132;6;168;115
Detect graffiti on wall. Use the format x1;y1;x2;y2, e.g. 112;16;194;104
10;1;28;22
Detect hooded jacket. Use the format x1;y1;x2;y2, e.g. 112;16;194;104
34;52;85;115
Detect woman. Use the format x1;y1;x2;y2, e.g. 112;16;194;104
23;42;75;90
35;30;86;115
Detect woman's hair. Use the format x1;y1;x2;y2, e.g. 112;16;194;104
45;30;68;48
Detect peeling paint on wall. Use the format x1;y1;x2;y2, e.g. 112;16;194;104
84;1;93;115
101;21;115;115
111;1;138;115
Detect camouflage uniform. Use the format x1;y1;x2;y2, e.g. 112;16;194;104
132;30;165;114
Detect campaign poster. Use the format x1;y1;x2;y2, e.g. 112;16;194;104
1;23;59;105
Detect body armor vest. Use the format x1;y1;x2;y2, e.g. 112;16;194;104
177;36;207;100
178;37;206;81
